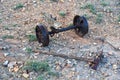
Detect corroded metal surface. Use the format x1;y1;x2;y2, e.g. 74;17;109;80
35;15;89;46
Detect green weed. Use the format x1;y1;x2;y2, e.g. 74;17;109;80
83;14;91;19
100;1;108;7
36;75;44;80
0;19;2;23
2;35;14;40
13;24;18;27
50;0;59;2
59;11;67;17
81;3;96;14
40;0;44;2
96;13;103;24
23;61;50;72
47;71;59;77
23;60;59;80
27;34;37;42
2;25;9;30
13;3;24;10
25;47;33;53
106;8;112;13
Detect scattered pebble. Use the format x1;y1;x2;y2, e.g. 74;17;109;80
56;65;61;70
22;73;29;78
4;53;10;57
22;47;26;51
54;22;62;29
0;39;3;42
8;61;16;68
66;59;71;64
60;0;64;2
13;66;19;72
108;51;113;55
93;43;97;45
3;60;9;67
113;64;118;70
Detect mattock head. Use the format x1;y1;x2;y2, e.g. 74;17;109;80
35;24;49;46
89;51;104;70
73;15;89;37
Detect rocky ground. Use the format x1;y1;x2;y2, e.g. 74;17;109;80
0;0;120;80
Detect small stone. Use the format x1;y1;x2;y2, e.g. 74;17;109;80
33;55;37;59
22;73;29;78
0;38;3;41
66;59;71;64
113;64;117;70
22;47;26;51
55;61;60;65
118;48;120;50
89;53;92;57
60;0;64;2
73;39;76;42
3;60;9;67
21;7;26;12
65;60;73;67
54;22;62;29
13;66;19;72
4;53;10;57
8;61;16;68
56;65;61;70
17;61;23;68
103;73;109;77
108;52;113;55
33;0;37;3
56;34;59;38
93;43;97;45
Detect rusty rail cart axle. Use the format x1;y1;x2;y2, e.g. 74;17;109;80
35;15;89;46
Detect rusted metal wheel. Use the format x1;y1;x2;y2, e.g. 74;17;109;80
73;15;88;37
35;24;49;46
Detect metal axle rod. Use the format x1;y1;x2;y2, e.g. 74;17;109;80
49;25;76;35
35;15;89;46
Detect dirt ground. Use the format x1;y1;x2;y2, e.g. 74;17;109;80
0;0;120;80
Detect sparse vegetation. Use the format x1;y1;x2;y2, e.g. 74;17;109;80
36;75;44;80
13;3;24;10
81;3;96;14
27;34;37;42
59;11;67;17
13;24;18;27
106;8;112;13
2;35;14;40
2;25;9;30
40;0;44;2
23;61;58;80
0;19;2;23
47;71;59;77
50;0;59;2
100;1;108;7
25;47;33;53
83;14;91;19
23;61;50;72
96;13;103;24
